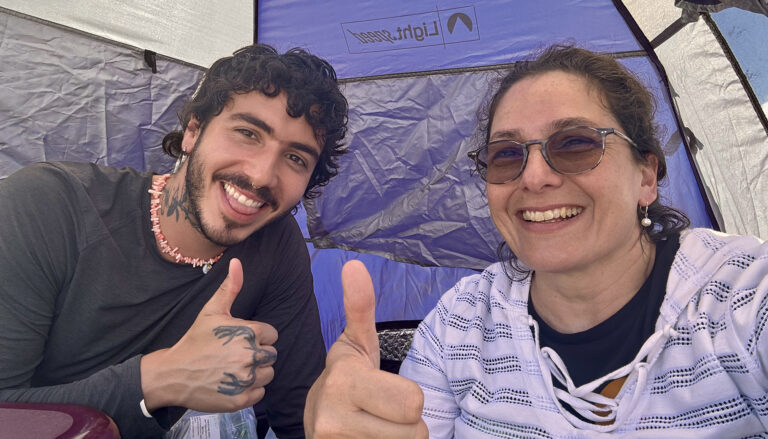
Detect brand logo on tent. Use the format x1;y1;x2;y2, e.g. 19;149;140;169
341;6;479;54
447;13;473;34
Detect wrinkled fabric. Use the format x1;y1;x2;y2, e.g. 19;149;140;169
0;11;202;179
306;58;713;270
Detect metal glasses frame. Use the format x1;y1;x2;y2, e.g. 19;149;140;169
467;126;639;184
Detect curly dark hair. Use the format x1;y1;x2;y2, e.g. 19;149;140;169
472;44;690;275
162;44;348;199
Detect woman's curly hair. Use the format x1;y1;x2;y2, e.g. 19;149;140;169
162;44;348;199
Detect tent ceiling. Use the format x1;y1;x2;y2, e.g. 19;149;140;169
0;0;252;67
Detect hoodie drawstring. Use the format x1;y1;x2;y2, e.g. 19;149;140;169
526;315;678;431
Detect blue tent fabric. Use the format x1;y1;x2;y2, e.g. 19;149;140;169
295;205;476;348
258;0;641;78
306;71;502;269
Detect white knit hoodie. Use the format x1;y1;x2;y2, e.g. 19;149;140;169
401;228;768;438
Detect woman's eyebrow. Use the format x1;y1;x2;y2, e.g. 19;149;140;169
490;128;523;141
549;117;597;132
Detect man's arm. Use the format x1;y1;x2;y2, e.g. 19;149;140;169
0;164;168;437
0;358;167;437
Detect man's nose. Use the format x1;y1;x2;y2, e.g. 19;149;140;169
246;145;280;189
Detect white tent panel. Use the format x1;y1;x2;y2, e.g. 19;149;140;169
0;0;252;67
625;0;768;239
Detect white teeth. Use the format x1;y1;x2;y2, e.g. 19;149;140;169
522;207;582;222
224;183;265;209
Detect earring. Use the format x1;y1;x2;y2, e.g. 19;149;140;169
641;204;652;228
172;149;188;173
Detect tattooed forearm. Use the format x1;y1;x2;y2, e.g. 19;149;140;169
213;325;278;396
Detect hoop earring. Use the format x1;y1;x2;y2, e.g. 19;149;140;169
641;204;652;228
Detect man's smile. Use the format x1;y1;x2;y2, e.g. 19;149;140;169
224;182;265;209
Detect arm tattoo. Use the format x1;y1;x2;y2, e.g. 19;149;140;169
213;325;277;396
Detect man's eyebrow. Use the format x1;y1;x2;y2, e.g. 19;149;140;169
290;141;320;162
231;113;273;135
231;112;320;162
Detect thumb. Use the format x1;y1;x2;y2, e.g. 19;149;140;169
202;258;243;316
340;260;379;367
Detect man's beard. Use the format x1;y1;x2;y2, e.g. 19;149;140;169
184;145;244;248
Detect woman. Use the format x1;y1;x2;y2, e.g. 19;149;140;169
304;45;768;438
398;44;768;437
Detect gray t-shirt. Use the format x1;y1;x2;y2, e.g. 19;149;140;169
0;162;325;437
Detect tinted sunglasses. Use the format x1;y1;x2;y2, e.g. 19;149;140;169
468;126;638;184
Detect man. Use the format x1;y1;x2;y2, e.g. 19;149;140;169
0;44;348;437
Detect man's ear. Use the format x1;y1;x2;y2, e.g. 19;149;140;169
181;116;201;153
639;153;659;205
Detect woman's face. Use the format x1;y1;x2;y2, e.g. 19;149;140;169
486;71;658;276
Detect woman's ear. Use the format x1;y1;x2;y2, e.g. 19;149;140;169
639;153;659;205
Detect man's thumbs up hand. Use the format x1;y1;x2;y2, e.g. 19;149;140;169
140;258;278;413
304;260;428;439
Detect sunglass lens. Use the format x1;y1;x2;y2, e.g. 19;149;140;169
485;141;525;183
547;128;603;174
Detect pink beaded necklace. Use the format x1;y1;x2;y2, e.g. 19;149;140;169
148;174;223;274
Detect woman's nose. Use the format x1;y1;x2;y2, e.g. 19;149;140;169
517;144;561;191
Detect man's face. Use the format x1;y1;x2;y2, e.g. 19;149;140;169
181;91;321;247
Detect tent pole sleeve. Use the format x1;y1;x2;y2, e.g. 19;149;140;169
649;17;687;48
612;0;722;232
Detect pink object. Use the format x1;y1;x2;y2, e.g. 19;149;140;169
0;403;120;438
